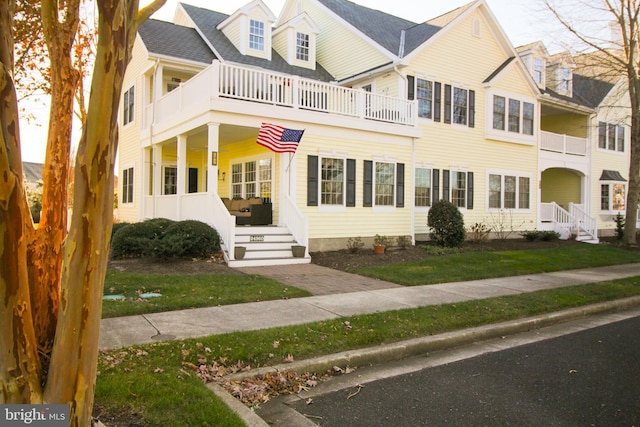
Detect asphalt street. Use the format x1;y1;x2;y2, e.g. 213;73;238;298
281;311;640;426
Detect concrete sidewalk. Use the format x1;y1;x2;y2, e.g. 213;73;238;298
99;263;640;349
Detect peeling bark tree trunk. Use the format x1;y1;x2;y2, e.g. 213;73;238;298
42;1;166;424
0;0;43;403
27;0;81;373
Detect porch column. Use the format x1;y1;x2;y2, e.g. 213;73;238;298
152;144;162;217
177;134;187;220
207;122;220;196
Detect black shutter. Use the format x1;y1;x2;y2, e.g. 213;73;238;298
396;163;405;207
467;172;474;209
407;75;415;100
443;169;450;201
434;82;441;122
307;155;318;206
469;90;475;128
363;160;373;207
432;169;439;203
444;84;451;124
346;159;356;207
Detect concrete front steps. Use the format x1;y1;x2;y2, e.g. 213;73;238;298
225;225;311;268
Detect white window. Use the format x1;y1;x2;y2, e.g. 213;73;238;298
453;87;468;125
560;67;571;91
231;158;272;200
493;95;505;130
123;86;134;125
417;79;433;119
508;99;520;133
601;182;626;211
598;121;625;152
320;157;344;205
249;19;265;51
489;93;535;142
451;170;466;208
533;57;543;84
122;167;134;204
163;166;177;195
415;168;432;207
296;32;309;61
375;162;395;206
488;172;531;210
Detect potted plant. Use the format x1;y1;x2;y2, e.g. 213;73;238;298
291;245;306;258
234;246;246;260
373;234;389;254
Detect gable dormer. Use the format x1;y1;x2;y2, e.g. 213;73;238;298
547;51;575;96
217;0;277;60
516;41;549;89
273;13;319;70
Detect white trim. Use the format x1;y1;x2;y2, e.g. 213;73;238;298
486;169;533;212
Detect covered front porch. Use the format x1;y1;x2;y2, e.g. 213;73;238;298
140;122;310;266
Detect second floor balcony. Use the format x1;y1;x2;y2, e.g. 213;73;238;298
144;61;417;130
540;130;587;156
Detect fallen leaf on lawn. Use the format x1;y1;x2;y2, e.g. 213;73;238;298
284;354;294;363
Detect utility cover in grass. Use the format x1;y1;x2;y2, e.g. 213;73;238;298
139;292;162;299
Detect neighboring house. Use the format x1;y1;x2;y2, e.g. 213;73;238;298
517;42;630;240
23;161;44;190
118;0;631;267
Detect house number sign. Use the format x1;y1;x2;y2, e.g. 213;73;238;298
250;235;265;242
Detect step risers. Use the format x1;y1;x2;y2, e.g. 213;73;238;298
225;225;310;267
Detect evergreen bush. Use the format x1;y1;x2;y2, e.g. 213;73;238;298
152;220;220;259
110;218;175;259
427;199;466;247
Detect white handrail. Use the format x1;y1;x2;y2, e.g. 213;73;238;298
280;194;308;250
210;195;237;260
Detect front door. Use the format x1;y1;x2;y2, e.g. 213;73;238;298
188;168;198;193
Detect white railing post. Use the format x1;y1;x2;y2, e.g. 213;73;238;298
292;76;299;109
210;60;220;101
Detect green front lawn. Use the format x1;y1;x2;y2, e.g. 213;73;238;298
96;277;640;426
102;271;311;318
354;245;640;285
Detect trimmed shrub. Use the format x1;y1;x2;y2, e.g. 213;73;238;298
427;199;466;248
110;218;175;259
152;220;220;259
111;222;131;239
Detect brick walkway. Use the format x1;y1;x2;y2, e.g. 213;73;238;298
237;264;403;295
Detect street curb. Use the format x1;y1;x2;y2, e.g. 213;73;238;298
213;296;640;427
227;296;640;382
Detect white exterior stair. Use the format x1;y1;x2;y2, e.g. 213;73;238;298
226;225;310;268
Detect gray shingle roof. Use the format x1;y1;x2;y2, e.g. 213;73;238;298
543;74;614;109
316;0;441;57
138;19;216;64
22;162;43;184
179;3;334;81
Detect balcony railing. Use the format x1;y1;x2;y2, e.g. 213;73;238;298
540;131;587;156
149;61;417;127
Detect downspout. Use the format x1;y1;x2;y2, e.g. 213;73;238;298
150;58;159;219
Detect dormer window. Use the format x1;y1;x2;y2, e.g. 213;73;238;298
249;19;265;51
533;57;543;84
296;32;310;61
559;67;571;91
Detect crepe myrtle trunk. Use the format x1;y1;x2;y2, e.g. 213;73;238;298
623;76;640;246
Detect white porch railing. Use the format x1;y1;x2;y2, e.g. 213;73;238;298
149;61;417;127
210;195;237;261
280;194;308;252
540;202;598;242
540;131;587;156
569;203;598;241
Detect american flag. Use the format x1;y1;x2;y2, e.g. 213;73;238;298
256;123;305;153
